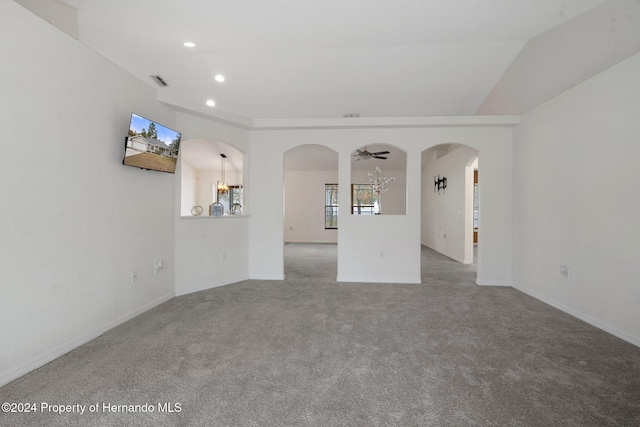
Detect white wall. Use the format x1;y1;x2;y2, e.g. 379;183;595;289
421;146;478;263
512;52;640;347
284;170;339;243
174;113;251;295
174;217;249;296
180;159;198;216
0;1;176;385
249;126;513;285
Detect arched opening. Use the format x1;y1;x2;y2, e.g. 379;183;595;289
180;138;244;216
283;144;339;279
351;144;407;215
421;143;479;280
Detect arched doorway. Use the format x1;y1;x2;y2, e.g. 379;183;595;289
283;144;339;279
421;143;479;280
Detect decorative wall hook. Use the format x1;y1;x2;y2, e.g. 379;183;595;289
434;175;447;193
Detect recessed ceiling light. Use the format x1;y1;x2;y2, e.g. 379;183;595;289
183;42;196;47
214;74;225;83
206;100;216;107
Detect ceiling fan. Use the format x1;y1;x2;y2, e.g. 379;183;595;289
352;147;390;161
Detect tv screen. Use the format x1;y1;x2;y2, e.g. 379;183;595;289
123;113;181;174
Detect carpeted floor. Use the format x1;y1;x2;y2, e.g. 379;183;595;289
1;244;639;426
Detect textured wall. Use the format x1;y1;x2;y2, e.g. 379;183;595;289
513;52;640;346
0;1;177;385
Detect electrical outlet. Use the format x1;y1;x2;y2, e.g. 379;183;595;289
131;271;137;283
380;252;384;258
154;260;163;275
221;252;226;261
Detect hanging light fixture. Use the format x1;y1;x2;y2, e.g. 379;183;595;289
217;154;229;196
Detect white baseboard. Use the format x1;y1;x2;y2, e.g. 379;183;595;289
249;274;285;280
476;279;511;286
0;292;175;388
513;283;640;349
284;240;337;244
175;275;249;296
337;276;422;284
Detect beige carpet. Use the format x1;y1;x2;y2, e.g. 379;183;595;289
0;244;638;426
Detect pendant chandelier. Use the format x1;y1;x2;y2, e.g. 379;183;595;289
217;153;229;195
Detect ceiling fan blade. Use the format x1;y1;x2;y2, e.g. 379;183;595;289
373;156;387;159
372;151;390;155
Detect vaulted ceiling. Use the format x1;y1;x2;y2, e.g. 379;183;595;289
40;0;640;124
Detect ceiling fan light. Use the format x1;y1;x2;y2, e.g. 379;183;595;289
353;146;390;161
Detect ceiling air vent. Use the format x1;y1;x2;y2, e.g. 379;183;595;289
150;75;168;87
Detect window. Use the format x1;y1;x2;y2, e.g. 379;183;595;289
214;185;243;215
352;184;379;215
473;182;479;229
325;184;338;229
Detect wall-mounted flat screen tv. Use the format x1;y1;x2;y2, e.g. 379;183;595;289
123;113;181;174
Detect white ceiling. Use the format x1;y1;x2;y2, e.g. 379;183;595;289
180;138;243;172
58;0;608;120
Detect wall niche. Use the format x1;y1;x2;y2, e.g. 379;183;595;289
180;138;244;216
351;144;407;215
